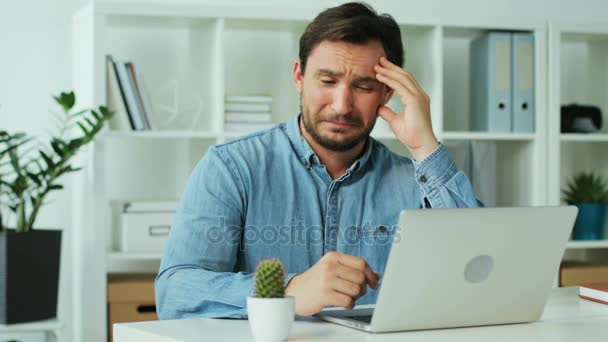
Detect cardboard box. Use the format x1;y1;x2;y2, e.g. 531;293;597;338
108;274;158;342
560;262;608;286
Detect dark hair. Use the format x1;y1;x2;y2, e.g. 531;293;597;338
299;2;403;74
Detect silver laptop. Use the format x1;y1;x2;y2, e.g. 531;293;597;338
317;206;578;333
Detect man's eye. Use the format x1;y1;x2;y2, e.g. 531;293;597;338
321;79;336;85
357;86;373;91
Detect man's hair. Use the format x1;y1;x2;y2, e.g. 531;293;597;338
299;2;404;74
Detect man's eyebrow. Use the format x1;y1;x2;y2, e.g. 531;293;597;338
354;76;380;83
316;69;343;77
315;69;380;84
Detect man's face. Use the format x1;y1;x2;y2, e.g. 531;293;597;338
293;40;393;152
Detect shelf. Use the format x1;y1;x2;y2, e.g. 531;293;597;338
560;133;608;142
108;252;163;262
565;240;608;249
96;2;318;21
439;131;536;141
0;319;61;332
104;130;221;139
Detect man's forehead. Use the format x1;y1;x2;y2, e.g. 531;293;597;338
307;40;385;78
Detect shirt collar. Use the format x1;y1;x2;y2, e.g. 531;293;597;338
286;114;316;167
285;114;374;173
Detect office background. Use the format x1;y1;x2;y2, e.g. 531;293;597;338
2;0;608;341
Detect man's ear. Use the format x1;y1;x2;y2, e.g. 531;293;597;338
293;60;304;94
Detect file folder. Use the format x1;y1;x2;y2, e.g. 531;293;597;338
470;32;512;132
511;32;535;133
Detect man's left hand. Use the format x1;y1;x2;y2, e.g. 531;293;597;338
374;56;439;161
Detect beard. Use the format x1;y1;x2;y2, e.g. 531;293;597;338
300;95;376;152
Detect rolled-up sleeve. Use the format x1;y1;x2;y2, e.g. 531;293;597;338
412;144;481;208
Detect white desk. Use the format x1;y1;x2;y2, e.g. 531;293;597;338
114;287;608;341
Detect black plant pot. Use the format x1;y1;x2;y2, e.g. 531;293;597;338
0;229;62;324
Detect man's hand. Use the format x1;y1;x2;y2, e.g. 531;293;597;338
284;251;380;316
374;56;440;161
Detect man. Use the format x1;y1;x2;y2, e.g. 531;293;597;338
156;2;480;319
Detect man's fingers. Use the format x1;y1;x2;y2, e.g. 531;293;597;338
331;277;365;298
336;254;379;289
378;56;405;74
375;72;415;103
378;105;399;126
327;292;355;311
336;265;367;285
375;64;420;96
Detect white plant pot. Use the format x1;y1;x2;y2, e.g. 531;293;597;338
247;296;295;342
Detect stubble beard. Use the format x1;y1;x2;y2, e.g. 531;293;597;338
299;94;375;152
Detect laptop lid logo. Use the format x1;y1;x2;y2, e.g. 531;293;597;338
464;255;494;283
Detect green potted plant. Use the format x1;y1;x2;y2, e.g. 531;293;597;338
562;172;608;240
247;258;295;342
0;91;112;324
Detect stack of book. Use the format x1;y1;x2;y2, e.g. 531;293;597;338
106;54;155;131
224;94;274;132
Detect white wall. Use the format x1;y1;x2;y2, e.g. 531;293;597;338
1;0;608;341
1;1;87;341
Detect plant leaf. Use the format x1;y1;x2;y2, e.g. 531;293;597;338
53;91;76;112
39;150;55;168
48;184;63;191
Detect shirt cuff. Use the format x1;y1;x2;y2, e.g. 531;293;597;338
285;273;299;288
412;143;458;194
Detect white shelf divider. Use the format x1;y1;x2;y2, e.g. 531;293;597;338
565;240;608;249
560;133;608;142
104;130;221;139
0;319;62;333
439;131;536;141
108;252;163;261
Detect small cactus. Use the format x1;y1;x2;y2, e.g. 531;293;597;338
254;259;286;298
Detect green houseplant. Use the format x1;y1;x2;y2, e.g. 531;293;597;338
0;91;112;324
562;172;608;240
247;259;294;342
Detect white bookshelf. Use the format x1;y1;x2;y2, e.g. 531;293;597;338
547;22;608;277
72;2;555;341
0;319;62;342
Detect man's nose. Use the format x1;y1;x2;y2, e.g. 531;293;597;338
330;85;353;115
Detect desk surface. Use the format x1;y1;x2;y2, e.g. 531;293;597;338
114;287;608;341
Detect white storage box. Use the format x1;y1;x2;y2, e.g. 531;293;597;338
120;212;175;253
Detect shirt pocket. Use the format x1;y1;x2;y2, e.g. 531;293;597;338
358;224;397;275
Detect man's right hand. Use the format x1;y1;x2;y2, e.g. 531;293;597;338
284;251;380;316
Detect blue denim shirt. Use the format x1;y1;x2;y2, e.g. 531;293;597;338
156;114;480;319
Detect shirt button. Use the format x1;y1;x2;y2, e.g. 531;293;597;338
377;225;386;233
419;175;428;183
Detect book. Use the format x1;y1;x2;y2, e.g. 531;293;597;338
132;69;155;130
224;122;274;132
225;112;272;123
126;62;150;130
225;94;272;103
579;283;608;305
105;55;134;130
124;201;178;213
115;61;147;130
225;102;272;113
